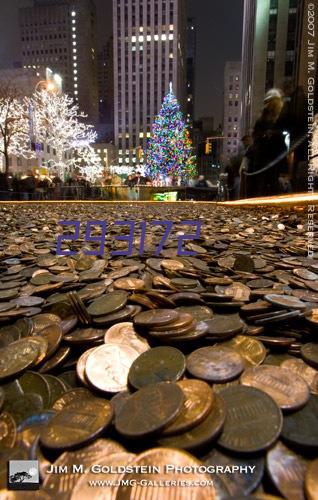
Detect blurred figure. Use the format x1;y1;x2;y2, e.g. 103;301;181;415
21;170;36;200
245;89;287;198
195;175;212;188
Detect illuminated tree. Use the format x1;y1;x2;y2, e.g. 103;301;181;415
30;89;97;175
0;84;34;177
145;86;196;180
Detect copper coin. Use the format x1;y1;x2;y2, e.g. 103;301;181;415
241;365;310;411
150;313;194;332
281;395;318;450
162;380;214;435
305;308;318;325
114;278;145;290
281;358;318;394
169;320;209;342
114;447;216;499
266;442;307;500
40;398;113;450
18;371;51;409
176;305;213;321
217;386;282;454
85;343;140;393
71;453;136;500
305;458;318;500
43;438;126;498
52;388;93;411
64;327;105;344
38;345;70;374
161;259;184;271
115;382;184;438
76;347;97;387
104;322;150;354
301;343;318;369
264;294;307;310
204;314;245;339
224;283;251;302
187;346;245;383
220;335;267;367
0;412;16;448
92;305;136;326
148;320;197;339
128;346;186;389
0;340;39;382
133;309;179;327
202;449;264;498
12;296;45;307
158;394;225;451
87;290;128;317
36;323;63;358
26;336;49;366
31;313;61;334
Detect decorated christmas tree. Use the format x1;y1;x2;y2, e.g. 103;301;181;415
145;84;196;181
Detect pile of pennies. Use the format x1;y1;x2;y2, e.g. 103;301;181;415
0;202;317;499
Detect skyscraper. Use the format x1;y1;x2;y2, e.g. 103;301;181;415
113;0;187;170
98;36;114;125
186;17;196;128
241;0;306;134
223;61;241;163
19;0;98;121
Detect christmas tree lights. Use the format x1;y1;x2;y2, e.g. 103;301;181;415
146;86;197;181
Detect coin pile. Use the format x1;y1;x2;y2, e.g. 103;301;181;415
0;202;317;499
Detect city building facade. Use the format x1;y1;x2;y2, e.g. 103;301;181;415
241;0;306;134
186;17;196;128
19;0;98;121
98;36;114;125
113;0;187;170
223;61;242;164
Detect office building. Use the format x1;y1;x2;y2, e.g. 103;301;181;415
19;0;98;121
113;0;187;170
241;0;306;133
98;37;114;125
223;61;241;163
186;17;196;127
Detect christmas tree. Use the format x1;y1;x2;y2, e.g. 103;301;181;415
145;85;196;181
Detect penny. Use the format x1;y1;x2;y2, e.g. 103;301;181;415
128;346;186;389
115;448;215;499
150;312;194;332
0;389;3;412
281;395;318;450
38;345;70;373
217;386;282;454
224;283;251;302
104;322;150;354
202;449;264;498
169;292;204;305
52;388;93;411
301;343;318;369
12;296;45;307
187;346;245;382
114;278;145;290
87;290;128;316
4;393;43;426
281;358;318;394
43;438;126;498
18;371;51;409
294;268;318;280
43;375;68;406
0;290;19;301
220;335;267;367
0;412;16;448
159;394;226;452
264;294;307;310
305;458;318;500
204;314;245;339
0;340;39;382
92;305;137;326
35;323;63;358
31;313;61;334
85;343;140;393
241;365;310;411
246;278;274;289
64;327;105;344
161;259;184;271
115;382;184;438
176;305;213;321
133;308;179;327
72;454;137;500
40;398;113;450
161;380;214;435
27;336;49;366
266;442;307;500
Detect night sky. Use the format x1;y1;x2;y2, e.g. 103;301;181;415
0;0;244;124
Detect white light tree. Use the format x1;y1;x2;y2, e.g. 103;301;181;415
30;89;98;178
0;84;35;177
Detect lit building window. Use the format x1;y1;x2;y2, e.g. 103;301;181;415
154;34;159;41
71;11;76;16
161;34;167;41
169;34;174;40
139;27;143;32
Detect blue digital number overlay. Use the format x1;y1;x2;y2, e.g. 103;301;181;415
56;220;203;257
